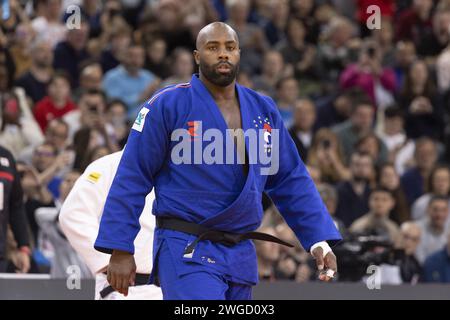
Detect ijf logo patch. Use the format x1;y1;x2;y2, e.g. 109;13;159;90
132;107;150;132
86;171;101;183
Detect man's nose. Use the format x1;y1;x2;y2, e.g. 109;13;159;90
217;48;230;60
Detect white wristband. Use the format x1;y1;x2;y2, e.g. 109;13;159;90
310;241;332;258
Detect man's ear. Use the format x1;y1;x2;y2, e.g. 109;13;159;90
193;50;200;65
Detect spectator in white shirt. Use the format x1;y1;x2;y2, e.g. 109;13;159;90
31;0;67;48
412;165;450;220
416;195;449;263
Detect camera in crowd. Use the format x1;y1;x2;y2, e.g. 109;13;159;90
334;234;398;282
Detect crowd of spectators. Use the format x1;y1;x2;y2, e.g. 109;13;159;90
1;0;450;285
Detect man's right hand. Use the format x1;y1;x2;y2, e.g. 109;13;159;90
107;250;136;296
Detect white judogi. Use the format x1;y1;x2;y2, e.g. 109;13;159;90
59;151;162;300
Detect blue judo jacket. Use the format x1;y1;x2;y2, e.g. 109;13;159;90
95;74;342;285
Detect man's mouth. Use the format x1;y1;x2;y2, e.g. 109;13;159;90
216;63;232;73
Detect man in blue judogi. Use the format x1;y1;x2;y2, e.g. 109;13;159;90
94;22;342;300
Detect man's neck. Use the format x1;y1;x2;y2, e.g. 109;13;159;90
412;83;425;94
125;66;140;77
199;73;236;101
429;222;445;234
370;211;388;220
53;98;67;108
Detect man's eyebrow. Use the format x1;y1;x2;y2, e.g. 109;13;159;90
204;40;238;45
204;41;220;45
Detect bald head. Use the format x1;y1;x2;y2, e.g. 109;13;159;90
196;22;239;50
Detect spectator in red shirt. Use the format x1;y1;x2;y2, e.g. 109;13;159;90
33;72;77;133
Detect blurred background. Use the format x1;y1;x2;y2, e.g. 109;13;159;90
1;0;450;298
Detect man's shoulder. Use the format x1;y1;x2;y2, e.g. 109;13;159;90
238;85;279;114
240;85;274;101
349;213;370;231
146;82;192;107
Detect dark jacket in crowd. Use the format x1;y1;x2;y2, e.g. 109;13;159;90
0;146;30;271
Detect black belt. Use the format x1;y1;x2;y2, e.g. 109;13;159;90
99;273;150;299
156;217;294;256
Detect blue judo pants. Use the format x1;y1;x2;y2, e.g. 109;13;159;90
157;241;252;300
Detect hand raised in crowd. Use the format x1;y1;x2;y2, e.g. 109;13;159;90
409;96;433;114
56;150;74;170
297;46;316;72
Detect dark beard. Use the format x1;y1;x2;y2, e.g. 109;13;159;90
199;60;239;87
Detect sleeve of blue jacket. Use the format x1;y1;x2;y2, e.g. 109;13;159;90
263;96;342;252
94;97;170;254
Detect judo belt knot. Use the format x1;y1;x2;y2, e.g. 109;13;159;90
156;217;294;256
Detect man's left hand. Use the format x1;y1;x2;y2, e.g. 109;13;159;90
311;247;337;282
